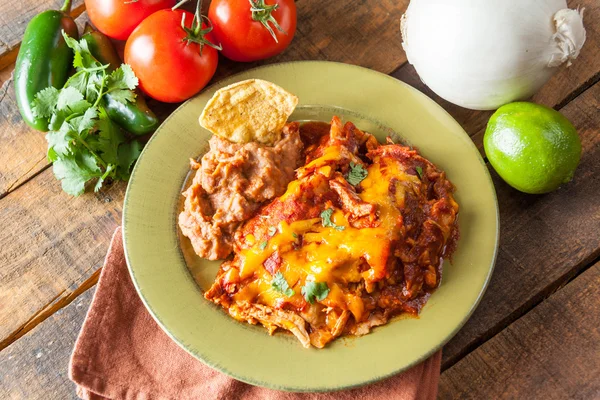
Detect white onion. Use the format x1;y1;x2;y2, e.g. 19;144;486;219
400;0;586;110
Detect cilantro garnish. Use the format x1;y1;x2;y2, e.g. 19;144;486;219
268;226;277;237
31;30;142;196
259;241;268;250
346;162;368;185
320;208;345;231
415;166;423;179
292;232;298;239
271;272;295;297
301;281;330;304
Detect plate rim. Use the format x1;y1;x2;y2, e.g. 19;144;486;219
122;60;500;392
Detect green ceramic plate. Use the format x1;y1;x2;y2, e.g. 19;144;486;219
123;61;499;392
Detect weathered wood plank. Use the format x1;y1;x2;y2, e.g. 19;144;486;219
0;0;85;70
0;0;410;199
283;0;407;73
440;79;600;368
0;64;13;87
392;0;600;148
0;176;124;350
439;261;600;399
0;75;50;199
0;288;94;400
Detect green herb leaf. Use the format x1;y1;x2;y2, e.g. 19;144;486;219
62;30;101;70
106;89;136;104
320;208;345;231
85;73;106;104
75;107;98;134
347;162;368;185
271;272;295;297
96;110;125;165
107;64;139;91
259;241;268;250
31;87;60;118
48;100;91;133
49;109;70;132
301;281;330;304
292;232;298;239
415;166;423;179
115;140;142;180
67;72;90;95
56;87;84;111
72;50;84;70
105;64;139;104
62;32;83;64
52;151;102;196
94;164;115;193
70;100;94;115
46;123;74;159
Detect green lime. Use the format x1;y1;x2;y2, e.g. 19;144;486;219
483;102;581;194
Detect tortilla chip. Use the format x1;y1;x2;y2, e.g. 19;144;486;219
199;79;298;145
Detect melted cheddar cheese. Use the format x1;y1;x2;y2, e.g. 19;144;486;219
232;152;421;321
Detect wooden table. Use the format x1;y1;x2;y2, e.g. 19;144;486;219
1;1;599;398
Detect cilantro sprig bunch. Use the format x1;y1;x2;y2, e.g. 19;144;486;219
32;31;143;196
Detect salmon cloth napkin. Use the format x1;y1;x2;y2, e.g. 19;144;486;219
69;227;441;400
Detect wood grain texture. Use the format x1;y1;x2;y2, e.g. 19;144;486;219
0;175;124;349
0;1;409;199
0;288;94;400
392;0;600;149
0;0;85;70
284;0;408;73
439;262;600;399
213;0;410;80
441;79;600;369
0;74;50;199
0;64;13;87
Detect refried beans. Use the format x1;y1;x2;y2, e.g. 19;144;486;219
178;122;304;260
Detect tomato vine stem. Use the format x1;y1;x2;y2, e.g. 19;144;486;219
249;0;287;43
177;0;222;54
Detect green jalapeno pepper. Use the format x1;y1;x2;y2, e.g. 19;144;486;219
14;0;78;131
81;25;159;135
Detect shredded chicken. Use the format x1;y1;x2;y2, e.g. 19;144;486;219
349;313;388;336
329;175;376;218
228;302;311;348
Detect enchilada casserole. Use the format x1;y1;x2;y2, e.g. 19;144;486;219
200;116;460;348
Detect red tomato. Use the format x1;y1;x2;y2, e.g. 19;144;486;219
124;9;219;103
209;0;296;62
85;0;175;41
